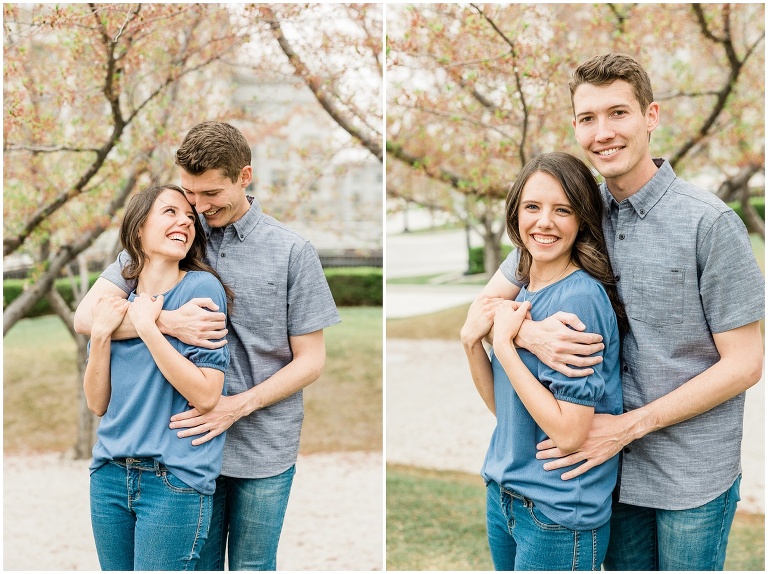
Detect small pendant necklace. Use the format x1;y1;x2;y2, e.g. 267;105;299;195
523;262;572;302
136;270;185;297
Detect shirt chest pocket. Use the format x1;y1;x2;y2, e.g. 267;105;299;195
229;279;279;329
628;267;685;327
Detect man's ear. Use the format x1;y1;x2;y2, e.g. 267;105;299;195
646;101;660;135
240;165;253;189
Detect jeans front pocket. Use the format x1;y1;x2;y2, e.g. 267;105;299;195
160;469;197;494
527;500;567;531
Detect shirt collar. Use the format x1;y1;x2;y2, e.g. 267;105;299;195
201;196;263;241
602;158;675;218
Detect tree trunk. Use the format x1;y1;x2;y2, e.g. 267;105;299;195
47;283;99;459
74;335;98;460
479;209;506;278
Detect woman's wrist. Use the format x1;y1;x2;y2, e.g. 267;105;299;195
89;328;113;343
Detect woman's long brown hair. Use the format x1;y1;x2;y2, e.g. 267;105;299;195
505;152;628;334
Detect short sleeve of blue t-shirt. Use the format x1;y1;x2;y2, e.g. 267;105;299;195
533;276;618;408
163;271;230;373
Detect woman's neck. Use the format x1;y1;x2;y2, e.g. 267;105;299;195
528;259;576;292
136;260;184;296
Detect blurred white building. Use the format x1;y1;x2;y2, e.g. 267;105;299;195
232;74;382;254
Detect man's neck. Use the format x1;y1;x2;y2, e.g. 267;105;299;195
605;158;660;202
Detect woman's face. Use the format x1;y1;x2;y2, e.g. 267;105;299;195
139;189;197;263
517;171;580;271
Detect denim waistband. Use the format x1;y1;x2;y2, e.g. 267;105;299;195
498;483;534;507
111;457;165;471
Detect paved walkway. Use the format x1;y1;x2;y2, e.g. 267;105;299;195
386;283;481;318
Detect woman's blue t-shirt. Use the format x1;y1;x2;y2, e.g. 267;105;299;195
481;270;623;530
89;270;230;495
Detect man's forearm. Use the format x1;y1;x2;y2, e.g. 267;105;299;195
630;322;763;440
79;310;176;340
237;353;324;418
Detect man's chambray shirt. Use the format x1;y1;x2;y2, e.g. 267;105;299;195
102;196;341;479
500;159;764;510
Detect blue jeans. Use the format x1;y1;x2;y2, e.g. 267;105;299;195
604;475;740;570
486;480;610;571
90;458;212;571
196;465;296;571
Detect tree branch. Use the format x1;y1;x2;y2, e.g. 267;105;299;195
386;139;506;199
469;4;529;167
260;5;383;162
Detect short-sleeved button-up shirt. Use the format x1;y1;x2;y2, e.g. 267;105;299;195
500;159;764;510
102;196;341;479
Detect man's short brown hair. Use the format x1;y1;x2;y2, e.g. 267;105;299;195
175;121;251;183
570;53;654;114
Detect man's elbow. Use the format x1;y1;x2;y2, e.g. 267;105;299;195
307;359;325;384
73;310;91;336
743;352;764;391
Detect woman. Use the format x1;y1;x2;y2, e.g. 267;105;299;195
84;183;231;570
461;152;627;571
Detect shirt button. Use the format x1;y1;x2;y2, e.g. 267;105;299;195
221;253;226;257
614;274;620;282
639;209;646;215
623;447;631;454
623;365;629;372
619;234;626;240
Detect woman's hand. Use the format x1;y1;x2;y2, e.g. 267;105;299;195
461;295;504;345
127;293;164;337
493;300;532;349
91;295;130;339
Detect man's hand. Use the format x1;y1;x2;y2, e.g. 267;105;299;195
159;298;228;349
91;295;130;339
535;412;637;480
515;312;604;377
169;394;246;446
461;295;505;345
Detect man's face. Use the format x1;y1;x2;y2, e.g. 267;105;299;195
180;167;252;229
572;80;659;193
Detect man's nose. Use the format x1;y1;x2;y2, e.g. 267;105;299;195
595;118;615;142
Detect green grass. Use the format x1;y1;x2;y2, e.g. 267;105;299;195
387;303;469;340
386;274;447;285
387;464;493;570
3;307;382;455
386;464;765;571
3;315;81;452
301;306;382;453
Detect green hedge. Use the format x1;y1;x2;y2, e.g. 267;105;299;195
729;196;765;224
324;267;383;306
467;244;514;275
3;267;382;318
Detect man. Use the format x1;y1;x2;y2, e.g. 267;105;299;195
74;121;341;570
469;53;764;570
